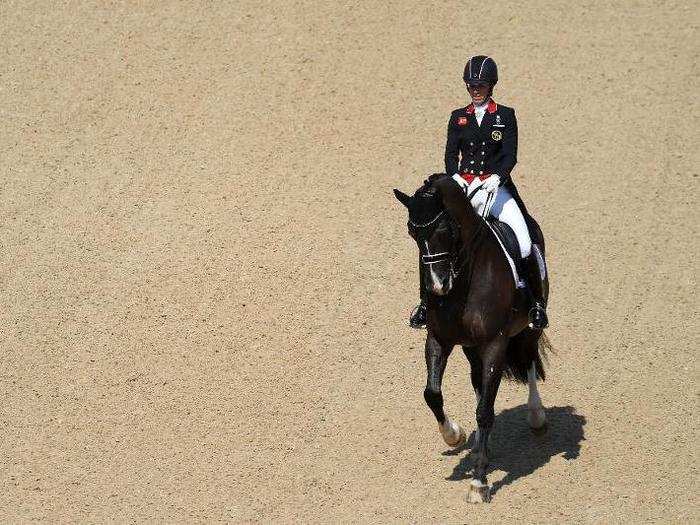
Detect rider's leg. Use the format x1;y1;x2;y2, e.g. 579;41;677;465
489;187;531;257
409;254;428;328
490;189;548;329
522;248;549;329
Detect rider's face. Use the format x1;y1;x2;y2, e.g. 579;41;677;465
466;81;491;105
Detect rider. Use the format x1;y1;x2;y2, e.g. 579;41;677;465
409;55;548;330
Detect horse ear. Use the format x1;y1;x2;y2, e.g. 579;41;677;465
393;189;412;208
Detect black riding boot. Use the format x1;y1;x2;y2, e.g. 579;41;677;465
409;302;427;329
521;252;548;329
409;255;428;329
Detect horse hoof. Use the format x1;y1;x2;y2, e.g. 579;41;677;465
527;409;546;432
530;420;548;436
439;419;466;448
467;479;491;504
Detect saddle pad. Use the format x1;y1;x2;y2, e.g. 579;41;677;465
485;218;525;288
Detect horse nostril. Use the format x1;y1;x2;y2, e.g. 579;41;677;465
432;280;450;296
432;273;453;296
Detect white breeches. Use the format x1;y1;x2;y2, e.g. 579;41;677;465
471;187;532;258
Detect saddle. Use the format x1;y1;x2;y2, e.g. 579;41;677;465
484;214;546;289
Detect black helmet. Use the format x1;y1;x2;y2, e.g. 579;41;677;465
463;55;498;86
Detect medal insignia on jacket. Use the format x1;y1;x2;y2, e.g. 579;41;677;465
495;115;501;125
492;130;502;141
457;116;468;126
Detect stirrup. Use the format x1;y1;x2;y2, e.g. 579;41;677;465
528;303;548;330
408;303;427;329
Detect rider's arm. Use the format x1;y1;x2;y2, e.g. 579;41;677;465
494;108;518;185
444;113;460;175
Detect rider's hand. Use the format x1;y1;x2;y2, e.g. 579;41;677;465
482;174;501;193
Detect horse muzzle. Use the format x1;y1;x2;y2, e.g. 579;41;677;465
430;272;453;296
422;252;454;296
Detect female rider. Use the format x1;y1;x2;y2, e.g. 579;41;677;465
410;55;548;330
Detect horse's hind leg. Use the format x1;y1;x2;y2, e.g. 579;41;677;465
468;335;508;504
423;333;464;447
527;361;547;433
516;329;548;432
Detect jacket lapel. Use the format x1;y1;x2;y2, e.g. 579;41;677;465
480;109;495;131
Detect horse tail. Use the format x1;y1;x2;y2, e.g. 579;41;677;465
503;329;552;383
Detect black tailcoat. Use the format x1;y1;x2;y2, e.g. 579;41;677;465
444;99;528;214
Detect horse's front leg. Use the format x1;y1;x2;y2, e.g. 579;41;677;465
462;346;484;444
423;333;464;447
468;334;508;504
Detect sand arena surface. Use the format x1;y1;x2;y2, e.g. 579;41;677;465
1;1;698;522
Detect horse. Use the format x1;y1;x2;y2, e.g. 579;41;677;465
393;173;551;503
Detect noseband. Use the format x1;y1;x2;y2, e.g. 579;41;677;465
421;251;452;265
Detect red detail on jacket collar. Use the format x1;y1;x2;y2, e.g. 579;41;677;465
460;172;491;184
466;99;498;114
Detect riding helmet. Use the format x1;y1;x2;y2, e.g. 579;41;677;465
463;55;498;86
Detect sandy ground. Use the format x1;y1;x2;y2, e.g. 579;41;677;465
1;1;698;523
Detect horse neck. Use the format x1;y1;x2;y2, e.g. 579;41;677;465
452;200;483;246
437;179;482;244
450;197;492;292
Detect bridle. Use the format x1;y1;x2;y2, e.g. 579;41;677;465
408;210;446;230
409;185;487;285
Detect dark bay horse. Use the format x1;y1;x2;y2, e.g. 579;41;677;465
394;173;550;503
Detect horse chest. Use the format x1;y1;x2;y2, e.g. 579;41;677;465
430;304;496;346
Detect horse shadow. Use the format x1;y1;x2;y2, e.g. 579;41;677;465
443;405;586;495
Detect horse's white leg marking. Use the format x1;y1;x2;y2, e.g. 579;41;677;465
527;363;546;429
440;418;466;448
467;478;492;504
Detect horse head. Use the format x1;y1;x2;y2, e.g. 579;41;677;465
394;174;470;296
